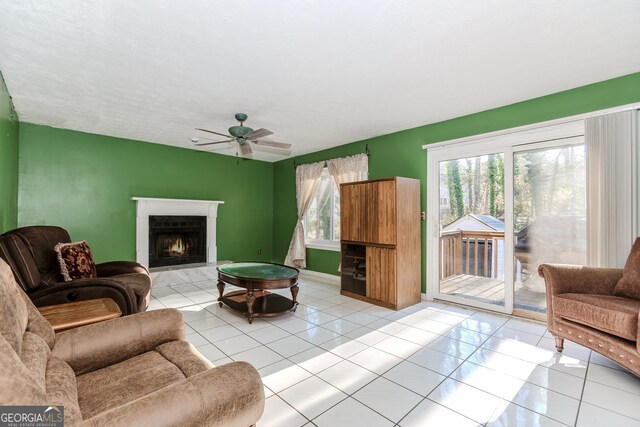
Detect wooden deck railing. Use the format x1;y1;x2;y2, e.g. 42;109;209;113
440;230;505;280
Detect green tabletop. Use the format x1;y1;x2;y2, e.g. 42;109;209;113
218;262;299;280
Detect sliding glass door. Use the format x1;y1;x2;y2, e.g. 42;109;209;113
513;140;586;315
428;134;586;318
437;153;510;312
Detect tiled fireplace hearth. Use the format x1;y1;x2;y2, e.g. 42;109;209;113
132;197;224;269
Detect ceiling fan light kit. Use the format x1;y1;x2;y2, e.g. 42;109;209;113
193;113;292;159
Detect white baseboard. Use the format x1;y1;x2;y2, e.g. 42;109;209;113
299;269;340;286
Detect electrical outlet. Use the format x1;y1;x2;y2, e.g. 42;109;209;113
421;211;426;220
257;248;262;255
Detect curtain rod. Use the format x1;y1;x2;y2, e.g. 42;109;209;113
293;144;370;169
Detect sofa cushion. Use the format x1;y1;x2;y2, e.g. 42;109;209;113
0;234;40;290
14;226;70;284
20;332;50;390
155;340;214;377
614;237;640;300
110;273;152;311
0;333;47;405
76;350;186;419
46;357;82;426
96;261;149;277
54;241;97;282
20;291;55;349
554;293;640;341
0;259;29;354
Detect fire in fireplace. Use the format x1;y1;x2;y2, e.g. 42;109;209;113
167;237;188;256
149;216;206;268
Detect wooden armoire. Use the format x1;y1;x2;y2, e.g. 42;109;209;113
339;177;421;310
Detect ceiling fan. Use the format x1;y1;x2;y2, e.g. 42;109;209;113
193;113;291;158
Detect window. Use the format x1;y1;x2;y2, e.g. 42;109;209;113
304;168;340;249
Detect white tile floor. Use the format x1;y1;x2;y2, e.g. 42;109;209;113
149;277;640;427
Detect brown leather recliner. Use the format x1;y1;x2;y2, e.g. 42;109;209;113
0;258;265;426
538;237;640;377
0;225;151;315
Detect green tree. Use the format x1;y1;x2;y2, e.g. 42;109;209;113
487;154;497;217
465;158;474;211
494;154;505;219
447;161;465;219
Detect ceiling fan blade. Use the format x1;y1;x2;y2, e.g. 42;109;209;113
194;139;234;146
253;140;292;149
239;142;253;157
245;128;273;139
195;128;233;138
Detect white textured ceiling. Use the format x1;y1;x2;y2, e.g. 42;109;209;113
1;1;639;162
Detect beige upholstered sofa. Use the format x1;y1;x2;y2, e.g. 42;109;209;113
538;238;640;377
0;258;265;426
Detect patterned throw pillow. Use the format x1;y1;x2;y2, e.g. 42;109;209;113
54;241;97;281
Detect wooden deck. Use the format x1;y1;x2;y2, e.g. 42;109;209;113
440;274;546;313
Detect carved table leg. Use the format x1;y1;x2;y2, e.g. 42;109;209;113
246;292;255;324
290;284;299;312
555;337;565;353
217;280;225;307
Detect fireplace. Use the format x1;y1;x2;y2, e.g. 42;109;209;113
132;197;223;267
148;216;207;268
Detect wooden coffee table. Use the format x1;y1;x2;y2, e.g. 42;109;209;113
217;262;300;324
38;298;122;332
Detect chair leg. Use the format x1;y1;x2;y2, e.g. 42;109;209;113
555;337;564;353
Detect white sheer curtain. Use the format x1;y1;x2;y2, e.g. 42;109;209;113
284;161;324;268
326;153;369;188
327;153;368;271
586;110;638;267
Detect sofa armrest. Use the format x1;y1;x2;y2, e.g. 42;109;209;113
28;278;137;315
538;264;623;296
80;362;265;427
96;261;149;278
52;308;184;375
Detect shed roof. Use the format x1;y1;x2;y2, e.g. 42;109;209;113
443;214;505;231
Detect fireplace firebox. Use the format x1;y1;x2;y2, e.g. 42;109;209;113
149;216;207;268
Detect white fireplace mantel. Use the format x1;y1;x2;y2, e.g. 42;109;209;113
131;197;224;267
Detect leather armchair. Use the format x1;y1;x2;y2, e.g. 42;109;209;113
0;225;151;315
539;238;640;377
0;258;265;426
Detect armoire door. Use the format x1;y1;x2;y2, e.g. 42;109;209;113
366;180;396;245
340;183;366;242
366;246;397;304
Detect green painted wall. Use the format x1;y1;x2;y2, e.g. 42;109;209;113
0;71;19;233
18;123;274;264
11;71;640;281
273;72;640;291
305;248;341;275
